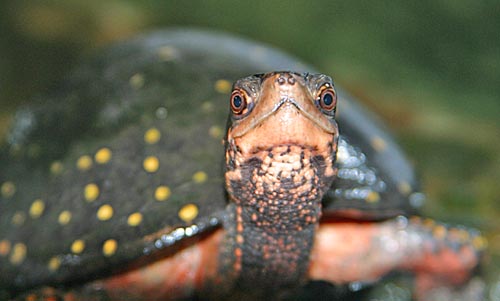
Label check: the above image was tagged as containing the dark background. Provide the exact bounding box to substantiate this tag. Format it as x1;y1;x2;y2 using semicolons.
0;1;498;298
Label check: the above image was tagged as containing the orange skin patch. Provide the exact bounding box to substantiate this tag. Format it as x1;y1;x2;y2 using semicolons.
309;220;481;300
94;231;222;301
82;219;481;301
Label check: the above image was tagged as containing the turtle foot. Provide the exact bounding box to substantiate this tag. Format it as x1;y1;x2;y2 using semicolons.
309;216;486;300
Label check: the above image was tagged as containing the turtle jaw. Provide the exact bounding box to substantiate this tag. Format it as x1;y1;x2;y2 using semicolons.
229;96;337;139
229;100;337;162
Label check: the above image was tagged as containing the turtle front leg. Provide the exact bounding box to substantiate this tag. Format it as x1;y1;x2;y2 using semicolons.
309;216;486;301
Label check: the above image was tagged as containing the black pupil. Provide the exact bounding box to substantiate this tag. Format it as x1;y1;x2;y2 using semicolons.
233;95;243;108
322;92;333;106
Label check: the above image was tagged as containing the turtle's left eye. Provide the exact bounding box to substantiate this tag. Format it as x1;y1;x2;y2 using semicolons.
230;90;247;115
318;85;337;112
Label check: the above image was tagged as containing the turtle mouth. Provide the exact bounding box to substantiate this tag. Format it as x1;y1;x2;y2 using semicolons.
276;98;337;134
231;97;336;139
227;97;337;157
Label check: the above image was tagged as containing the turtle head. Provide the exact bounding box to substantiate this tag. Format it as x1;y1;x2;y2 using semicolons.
226;71;338;156
224;71;339;207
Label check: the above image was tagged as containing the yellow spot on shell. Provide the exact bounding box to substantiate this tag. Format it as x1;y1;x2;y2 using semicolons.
472;235;488;250
84;183;100;202
157;46;178;61
433;225;447;240
95;148;112;164
398;181;412;195
48;256;61;271
0;240;11;256
9;243;26;265
102;239;118;257
12;211;26;226
97;204;114;221
154;186;171;201
178;204;199;223
50;161;64;175
129;73;145;89
71;239;85;254
201;101;214;113
456;229;470;243
1;181;16;198
127;212;143;227
144;128;161;144
192;171;208;184
29;199;45;219
423;218;436;228
365;191;380;203
214;79;231;94
370;136;387;152
77;155;93;171
209;125;223;139
410;216;422;224
58;210;72;225
143;156;159;173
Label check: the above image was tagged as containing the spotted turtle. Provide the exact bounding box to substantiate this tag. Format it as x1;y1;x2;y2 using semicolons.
0;29;485;301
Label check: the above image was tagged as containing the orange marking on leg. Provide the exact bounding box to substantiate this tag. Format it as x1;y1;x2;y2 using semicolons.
63;292;76;301
408;244;479;287
236;234;244;244
309;220;482;299
310;223;378;283
94;230;223;301
233;247;243;272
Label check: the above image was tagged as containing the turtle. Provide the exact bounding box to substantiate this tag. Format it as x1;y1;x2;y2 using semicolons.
0;28;486;301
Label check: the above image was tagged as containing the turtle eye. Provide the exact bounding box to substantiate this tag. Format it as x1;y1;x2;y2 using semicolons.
230;90;247;115
318;85;337;112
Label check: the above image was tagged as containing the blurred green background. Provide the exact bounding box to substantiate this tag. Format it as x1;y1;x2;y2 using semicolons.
0;0;499;298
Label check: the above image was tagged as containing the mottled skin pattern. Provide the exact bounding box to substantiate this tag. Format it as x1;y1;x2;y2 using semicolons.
220;72;338;298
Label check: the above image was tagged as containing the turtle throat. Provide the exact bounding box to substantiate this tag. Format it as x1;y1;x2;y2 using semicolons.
220;142;336;297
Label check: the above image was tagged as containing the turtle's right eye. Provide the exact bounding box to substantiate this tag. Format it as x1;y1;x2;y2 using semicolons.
230;90;247;115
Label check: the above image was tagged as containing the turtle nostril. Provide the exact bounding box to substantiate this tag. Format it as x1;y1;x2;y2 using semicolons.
276;74;296;85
